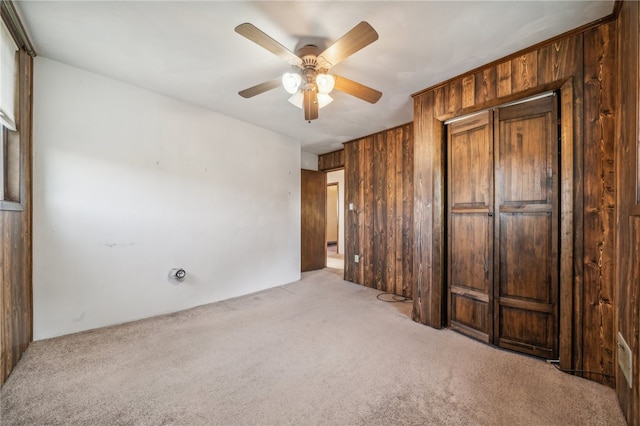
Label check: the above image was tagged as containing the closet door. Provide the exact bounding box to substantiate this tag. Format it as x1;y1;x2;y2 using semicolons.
447;111;494;342
493;96;559;359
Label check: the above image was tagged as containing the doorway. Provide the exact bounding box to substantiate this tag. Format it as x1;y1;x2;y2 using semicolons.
446;94;560;359
326;169;344;272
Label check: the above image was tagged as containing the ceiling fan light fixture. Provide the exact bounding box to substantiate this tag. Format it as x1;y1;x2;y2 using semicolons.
317;93;333;108
316;73;335;94
288;91;304;108
282;72;302;94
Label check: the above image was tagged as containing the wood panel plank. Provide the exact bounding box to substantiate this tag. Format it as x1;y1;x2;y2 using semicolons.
537;35;583;85
511;51;538;92
474;67;497;105
461;75;475;109
402;124;414;298
344;142;359;283
373;133;387;291
318;149;344;171
497;60;512;98
582;21;616;385
413;91;435;324
361;136;374;287
615;1;640;423
446;79;463;117
433;86;446;118
393;128;403;295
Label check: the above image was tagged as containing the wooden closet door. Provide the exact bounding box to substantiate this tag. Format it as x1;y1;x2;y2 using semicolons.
301;169;327;272
447;111;494;342
493;96;559;359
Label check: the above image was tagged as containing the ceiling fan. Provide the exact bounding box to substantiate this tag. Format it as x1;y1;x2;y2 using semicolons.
235;22;382;122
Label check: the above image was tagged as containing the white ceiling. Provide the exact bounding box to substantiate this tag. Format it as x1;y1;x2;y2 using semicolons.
15;1;614;155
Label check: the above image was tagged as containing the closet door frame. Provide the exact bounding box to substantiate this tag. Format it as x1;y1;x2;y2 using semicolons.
438;78;575;369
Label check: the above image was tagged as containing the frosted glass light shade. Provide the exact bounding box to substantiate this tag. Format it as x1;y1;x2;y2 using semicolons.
288;92;332;109
316;74;335;94
288;91;303;108
317;93;333;108
282;72;302;94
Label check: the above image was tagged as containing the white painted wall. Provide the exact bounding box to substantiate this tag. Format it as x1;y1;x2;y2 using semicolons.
326;170;344;254
32;57;301;339
301;151;318;171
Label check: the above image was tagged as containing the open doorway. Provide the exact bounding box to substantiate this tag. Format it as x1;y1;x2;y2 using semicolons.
326;169;344;272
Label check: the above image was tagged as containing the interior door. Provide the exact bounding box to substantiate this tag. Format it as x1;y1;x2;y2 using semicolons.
447;111;494;342
446;95;559;359
494;96;559;359
301;169;326;272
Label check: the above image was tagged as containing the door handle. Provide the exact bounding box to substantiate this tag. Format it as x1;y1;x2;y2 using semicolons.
488;212;494;217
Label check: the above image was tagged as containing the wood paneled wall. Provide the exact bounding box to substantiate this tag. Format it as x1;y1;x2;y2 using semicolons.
412;19;619;386
318;149;344;172
615;1;639;423
0;49;33;386
344;123;413;297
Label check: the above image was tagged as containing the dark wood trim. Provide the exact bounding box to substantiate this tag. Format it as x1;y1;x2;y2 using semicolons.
559;78;575;370
612;0;623;20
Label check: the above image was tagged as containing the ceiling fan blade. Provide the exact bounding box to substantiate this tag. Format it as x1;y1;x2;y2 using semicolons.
333;75;382;104
235;23;302;67
238;78;281;98
317;22;378;69
303;89;319;121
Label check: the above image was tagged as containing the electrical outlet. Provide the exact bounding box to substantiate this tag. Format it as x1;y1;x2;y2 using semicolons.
354;255;359;263
349;203;355;211
617;332;632;388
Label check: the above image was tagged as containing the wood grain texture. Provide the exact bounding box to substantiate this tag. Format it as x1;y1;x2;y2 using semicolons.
344;124;413;297
413;91;436;324
344;142;359;283
582;21;616;386
300;169;326;272
474;68;497;105
411;13;621;391
496;61;512;98
511;51;538;92
318;149;344;171
461;75;475;109
615;1;639;423
1;50;33;386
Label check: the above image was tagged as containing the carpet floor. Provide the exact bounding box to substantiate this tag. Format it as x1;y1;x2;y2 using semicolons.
0;269;626;425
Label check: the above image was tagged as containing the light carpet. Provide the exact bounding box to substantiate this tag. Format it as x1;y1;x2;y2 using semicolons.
0;269;625;425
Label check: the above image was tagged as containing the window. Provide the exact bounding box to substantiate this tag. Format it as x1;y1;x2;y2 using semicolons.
0;14;20;209
0;124;20;206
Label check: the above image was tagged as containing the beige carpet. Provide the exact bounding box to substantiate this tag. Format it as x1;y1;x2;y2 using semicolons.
326;247;344;270
0;270;625;425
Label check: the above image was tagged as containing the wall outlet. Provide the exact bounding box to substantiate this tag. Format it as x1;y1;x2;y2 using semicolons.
349;203;355;211
617;332;633;388
354;255;359;263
